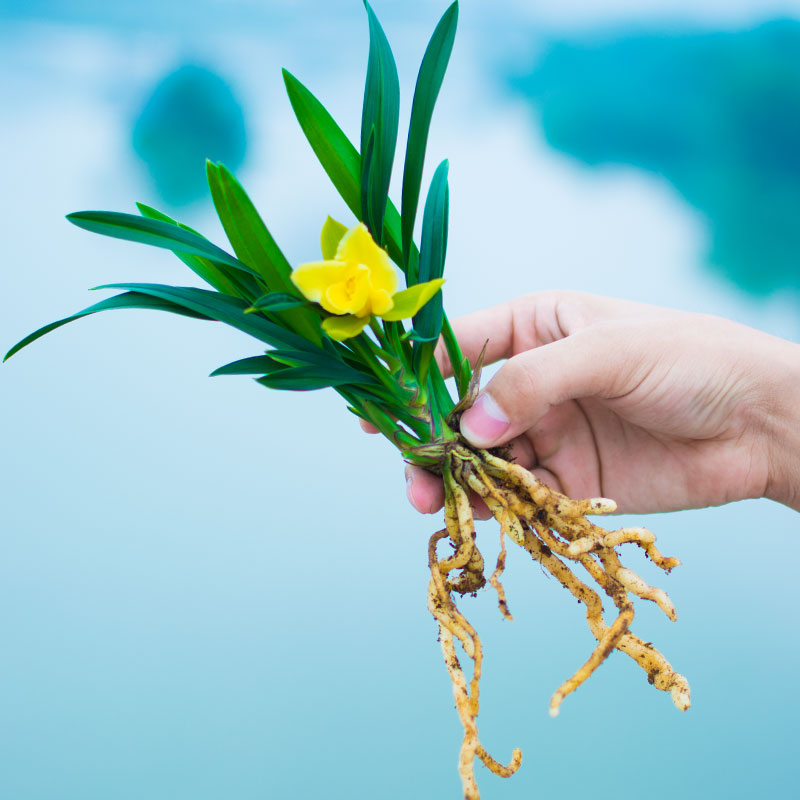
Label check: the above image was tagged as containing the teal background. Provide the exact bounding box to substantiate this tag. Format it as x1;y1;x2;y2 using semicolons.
2;1;800;798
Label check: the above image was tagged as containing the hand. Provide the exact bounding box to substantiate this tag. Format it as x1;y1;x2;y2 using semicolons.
393;291;800;515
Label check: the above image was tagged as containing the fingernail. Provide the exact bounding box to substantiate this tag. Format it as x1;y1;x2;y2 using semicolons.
460;392;510;447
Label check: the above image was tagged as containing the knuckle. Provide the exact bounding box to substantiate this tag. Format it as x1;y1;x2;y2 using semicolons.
490;353;539;415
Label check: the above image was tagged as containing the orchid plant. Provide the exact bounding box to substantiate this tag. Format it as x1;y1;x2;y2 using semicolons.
5;4;691;799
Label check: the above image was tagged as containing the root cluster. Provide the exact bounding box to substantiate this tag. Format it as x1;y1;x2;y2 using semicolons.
425;443;690;800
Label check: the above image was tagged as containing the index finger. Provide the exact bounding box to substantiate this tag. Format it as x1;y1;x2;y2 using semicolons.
434;291;561;376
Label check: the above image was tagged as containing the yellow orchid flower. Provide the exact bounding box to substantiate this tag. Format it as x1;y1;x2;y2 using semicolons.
291;218;445;340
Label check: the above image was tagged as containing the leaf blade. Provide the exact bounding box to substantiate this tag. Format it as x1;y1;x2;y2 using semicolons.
360;1;400;242
245;292;309;314
282;69;412;272
401;1;458;268
135;202;251;298
205;162;322;344
412;159;450;375
4;292;212;362
257;362;377;391
67;211;254;277
283;69;362;217
209;355;288;377
414;160;449;302
94;283;321;353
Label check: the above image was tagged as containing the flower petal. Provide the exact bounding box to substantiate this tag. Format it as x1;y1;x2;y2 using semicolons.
335;222;380;263
323;267;370;316
322;314;371;340
369;288;394;316
380;278;445;321
337;222;398;295
291;260;347;303
320;216;349;260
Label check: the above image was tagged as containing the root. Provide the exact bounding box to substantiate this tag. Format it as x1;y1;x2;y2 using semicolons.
428;462;522;799
488;519;513;621
422;442;690;799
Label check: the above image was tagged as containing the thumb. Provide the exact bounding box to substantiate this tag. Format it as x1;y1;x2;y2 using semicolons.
459;329;621;448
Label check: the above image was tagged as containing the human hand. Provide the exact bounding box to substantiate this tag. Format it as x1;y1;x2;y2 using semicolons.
390;291;800;515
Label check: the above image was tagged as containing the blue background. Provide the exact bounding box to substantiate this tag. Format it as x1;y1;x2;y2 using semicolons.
2;1;800;798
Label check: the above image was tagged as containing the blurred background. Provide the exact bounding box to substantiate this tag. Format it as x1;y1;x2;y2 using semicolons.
2;1;800;797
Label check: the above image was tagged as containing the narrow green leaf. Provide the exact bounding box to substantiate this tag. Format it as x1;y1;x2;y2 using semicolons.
272;345;367;376
282;69;411;272
429;359;455;415
94;283;321;354
135;203;204;235
135;202;252;298
3;292;212;362
360;127;376;240
283;69;361;215
360;1;400;242
402;330;439;344
401;1;458;269
257;364;372;392
441;313;471;398
210;355;287;377
205;162;294;292
245;292;309;314
413;159;449;336
67;211;257;279
212;347;373;383
205;161;322;345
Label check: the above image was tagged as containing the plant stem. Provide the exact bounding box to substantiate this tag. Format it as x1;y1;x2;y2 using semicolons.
365;322;402;372
441;312;471;397
349;334;402;397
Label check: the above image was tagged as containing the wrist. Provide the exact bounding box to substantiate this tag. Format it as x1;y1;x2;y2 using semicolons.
760;337;800;511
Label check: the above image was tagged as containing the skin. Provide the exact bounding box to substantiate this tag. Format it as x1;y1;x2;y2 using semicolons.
365;291;800;516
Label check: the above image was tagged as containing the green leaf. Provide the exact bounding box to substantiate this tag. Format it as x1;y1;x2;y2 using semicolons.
381;278;445;321
401;1;458;270
441;313;471;398
360;1;400;242
256;368;337;391
205;161;322;345
210;355;287;377
94;283;322;354
428;359;455;417
402;329;439;344
320;216;349;259
257;362;375;392
205;162;293;292
413;159;449;348
245;292;309;314
282;69;411;272
135;203;252;298
135;203;204;237
283;69;362;216
322;314;370;340
277;348;361;379
3;291;212;362
212;347;375;384
360;126;376;240
67;211;258;280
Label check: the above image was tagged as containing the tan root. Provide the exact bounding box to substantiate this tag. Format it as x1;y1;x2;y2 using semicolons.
423;443;689;799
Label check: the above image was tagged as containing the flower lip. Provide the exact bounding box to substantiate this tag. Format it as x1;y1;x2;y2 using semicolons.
323;264;371;316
